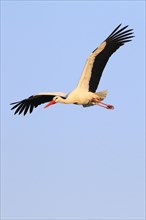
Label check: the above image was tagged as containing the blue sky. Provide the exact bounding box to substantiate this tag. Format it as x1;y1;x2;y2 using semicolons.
1;1;145;219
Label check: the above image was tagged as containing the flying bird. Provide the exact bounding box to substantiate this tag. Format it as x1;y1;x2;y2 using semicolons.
10;24;134;115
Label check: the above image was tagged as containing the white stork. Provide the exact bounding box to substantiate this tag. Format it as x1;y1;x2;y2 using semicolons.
11;24;134;115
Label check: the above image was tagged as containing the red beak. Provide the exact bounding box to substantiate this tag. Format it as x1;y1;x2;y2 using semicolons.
44;100;56;108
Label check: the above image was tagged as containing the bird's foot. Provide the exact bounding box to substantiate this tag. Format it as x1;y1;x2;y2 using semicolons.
98;102;114;110
92;98;114;110
106;104;114;110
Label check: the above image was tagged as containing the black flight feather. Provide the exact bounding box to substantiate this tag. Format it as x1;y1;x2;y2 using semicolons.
89;24;134;92
10;94;65;115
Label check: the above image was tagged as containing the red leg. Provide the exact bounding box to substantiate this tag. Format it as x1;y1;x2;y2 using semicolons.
98;101;114;109
96;102;108;109
92;98;114;110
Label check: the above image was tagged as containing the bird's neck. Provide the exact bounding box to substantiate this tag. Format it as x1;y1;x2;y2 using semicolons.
59;97;68;104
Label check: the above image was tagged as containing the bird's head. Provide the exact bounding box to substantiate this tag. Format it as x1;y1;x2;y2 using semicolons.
53;96;62;103
44;96;63;108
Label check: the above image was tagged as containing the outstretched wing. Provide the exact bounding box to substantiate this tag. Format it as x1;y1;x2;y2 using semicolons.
10;92;66;115
76;24;134;92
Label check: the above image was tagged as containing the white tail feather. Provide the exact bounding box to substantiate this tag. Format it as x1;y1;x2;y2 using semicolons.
95;90;108;100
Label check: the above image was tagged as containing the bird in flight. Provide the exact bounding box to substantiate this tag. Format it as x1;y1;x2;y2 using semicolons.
11;24;134;115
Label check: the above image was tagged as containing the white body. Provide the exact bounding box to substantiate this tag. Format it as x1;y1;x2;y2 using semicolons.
63;89;108;105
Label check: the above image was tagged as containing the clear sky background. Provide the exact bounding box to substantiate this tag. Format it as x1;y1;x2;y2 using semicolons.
1;1;145;219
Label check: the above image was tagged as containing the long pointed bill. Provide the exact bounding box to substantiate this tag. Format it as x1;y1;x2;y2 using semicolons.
44;100;56;108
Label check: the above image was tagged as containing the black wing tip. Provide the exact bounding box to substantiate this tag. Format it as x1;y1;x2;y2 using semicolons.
10;100;32;115
106;23;134;44
10;101;20;105
116;23;129;29
109;23;133;35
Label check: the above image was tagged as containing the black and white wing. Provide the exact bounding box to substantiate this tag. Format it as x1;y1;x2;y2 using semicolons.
10;92;66;115
76;24;134;92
